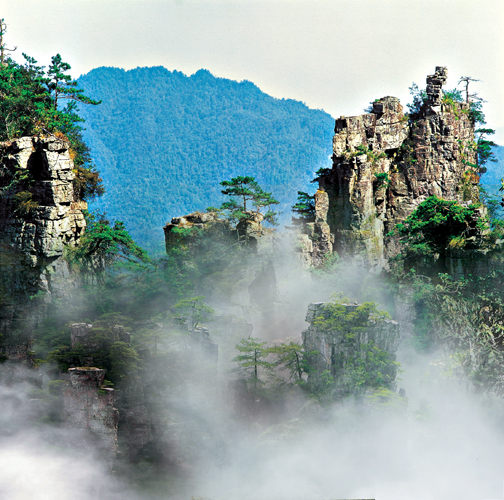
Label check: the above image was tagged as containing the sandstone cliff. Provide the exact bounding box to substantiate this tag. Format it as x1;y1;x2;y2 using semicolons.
306;67;480;268
0;136;87;361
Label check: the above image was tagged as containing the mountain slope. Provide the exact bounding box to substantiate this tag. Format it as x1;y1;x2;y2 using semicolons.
480;145;504;217
77;67;335;252
480;145;504;185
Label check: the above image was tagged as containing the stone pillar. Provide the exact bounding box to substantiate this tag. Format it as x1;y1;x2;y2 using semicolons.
64;367;119;464
426;66;448;107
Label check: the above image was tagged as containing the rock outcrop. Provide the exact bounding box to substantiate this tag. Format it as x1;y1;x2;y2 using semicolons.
0;136;87;266
302;302;400;394
71;322;131;350
163;211;226;250
0;136;87;361
164;210;266;251
164;210;277;332
305;67;480;268
68;322;153;462
63;367;119;464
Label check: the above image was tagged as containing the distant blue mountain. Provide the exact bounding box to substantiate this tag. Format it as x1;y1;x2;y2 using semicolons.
76;67;335;252
480;145;503;216
480;144;504;186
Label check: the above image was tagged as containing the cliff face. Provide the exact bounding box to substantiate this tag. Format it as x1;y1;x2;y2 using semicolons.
302;302;400;395
0;136;87;361
69;322;152;461
308;67;479;267
63;367;119;465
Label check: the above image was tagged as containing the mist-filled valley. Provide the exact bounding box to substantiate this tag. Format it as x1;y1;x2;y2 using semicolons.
2;22;504;500
3;245;504;500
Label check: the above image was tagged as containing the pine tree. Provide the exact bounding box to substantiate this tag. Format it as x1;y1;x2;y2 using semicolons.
46;54;101;110
291;191;315;227
233;337;273;389
219;176;279;227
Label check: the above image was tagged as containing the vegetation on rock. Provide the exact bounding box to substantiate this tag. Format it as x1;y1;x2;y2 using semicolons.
219;175;279;228
0;26;103;201
75;66;334;251
395;196;487;256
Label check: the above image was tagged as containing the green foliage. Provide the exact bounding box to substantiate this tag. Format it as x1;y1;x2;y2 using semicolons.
162;217;251;304
173;296;214;332
314;166;331;178
268;341;309;384
395;196;485;256
12;190;39;215
291;190;315;226
364;387;408;413
47;379;66;395
75;66;334;252
0;242;41;305
49;331;139;386
313;293;391;335
475;128;497;171
233;336;273;389
46;54;101;111
0;30;103;201
309;295;397;398
345;145;386;165
407;82;428;116
220;175;279;228
107;341;140;382
374;172;390;188
405;271;504;392
443;87;463;105
396;137;417;166
69;210;150;280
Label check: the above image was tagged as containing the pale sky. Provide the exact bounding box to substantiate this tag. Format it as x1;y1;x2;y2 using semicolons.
2;0;504;142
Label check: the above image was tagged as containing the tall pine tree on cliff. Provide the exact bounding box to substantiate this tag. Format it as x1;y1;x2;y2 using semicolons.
219;176;279;227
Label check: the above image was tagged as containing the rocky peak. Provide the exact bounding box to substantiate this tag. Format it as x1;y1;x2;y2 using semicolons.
0;136;87;264
426;66;448;108
302;302;400;395
303;67;480;268
0;135;88;361
64;367;119;465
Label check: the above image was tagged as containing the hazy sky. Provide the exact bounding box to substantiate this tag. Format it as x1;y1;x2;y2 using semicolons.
3;0;504;142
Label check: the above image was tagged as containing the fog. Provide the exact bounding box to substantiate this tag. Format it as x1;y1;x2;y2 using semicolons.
2;236;504;500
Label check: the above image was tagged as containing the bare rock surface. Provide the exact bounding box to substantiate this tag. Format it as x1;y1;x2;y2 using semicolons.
303;67;479;268
0;136;88;361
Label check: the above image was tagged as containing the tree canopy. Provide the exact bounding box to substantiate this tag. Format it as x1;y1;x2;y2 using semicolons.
0;23;103;201
75;66;334;251
395;196;486;256
220;175;279;227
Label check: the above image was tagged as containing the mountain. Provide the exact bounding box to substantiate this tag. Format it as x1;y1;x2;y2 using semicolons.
479;144;503;216
76;67;335;252
480;144;504;185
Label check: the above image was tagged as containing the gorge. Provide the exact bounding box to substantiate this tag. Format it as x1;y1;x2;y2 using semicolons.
1;60;504;499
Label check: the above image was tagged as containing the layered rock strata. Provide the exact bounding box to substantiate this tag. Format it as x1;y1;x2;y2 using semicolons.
0;136;87;360
307;67;479;267
163;211;224;250
164;210;265;250
0;136;87;265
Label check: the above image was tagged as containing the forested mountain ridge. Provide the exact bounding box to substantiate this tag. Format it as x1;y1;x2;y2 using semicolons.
481;144;504;185
76;66;334;252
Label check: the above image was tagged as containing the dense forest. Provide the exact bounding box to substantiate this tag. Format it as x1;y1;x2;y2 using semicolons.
76;66;334;252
